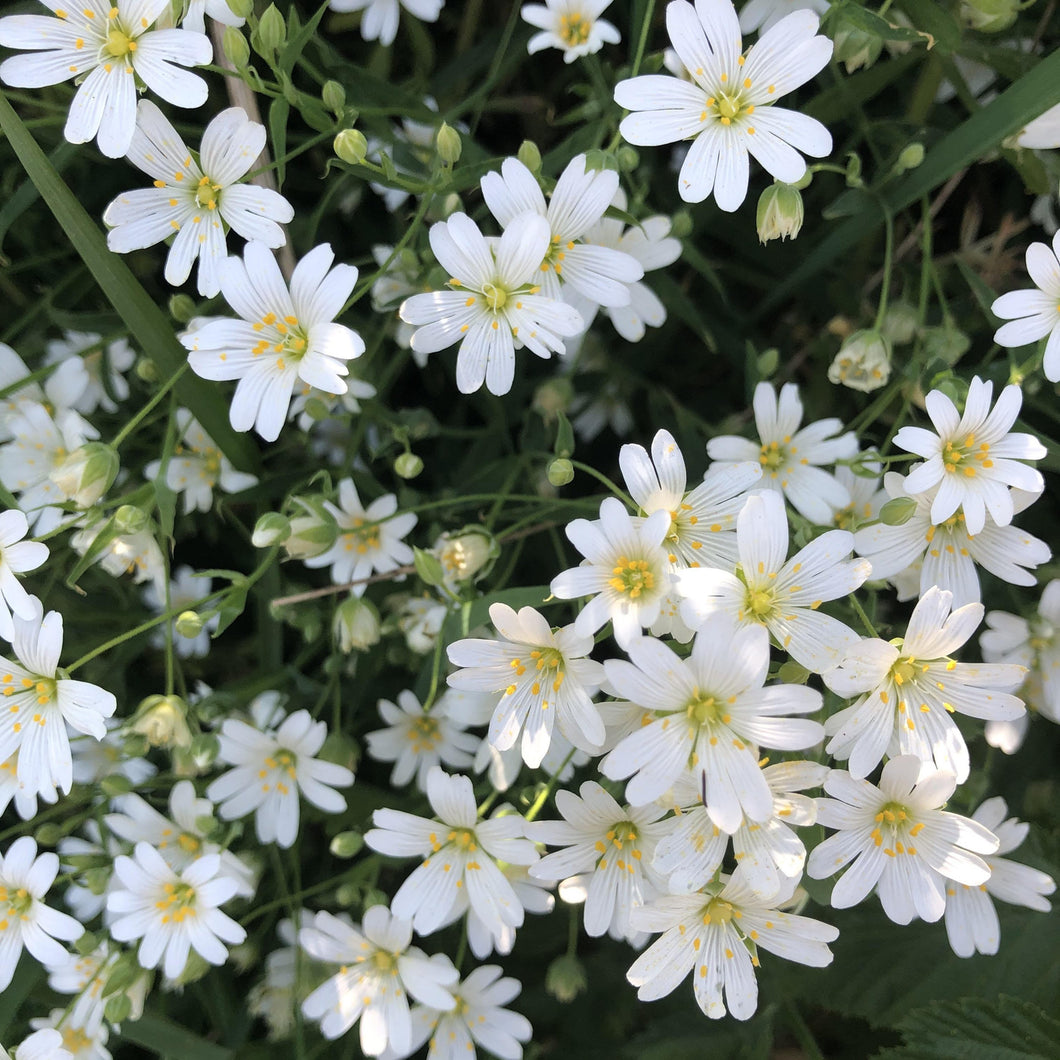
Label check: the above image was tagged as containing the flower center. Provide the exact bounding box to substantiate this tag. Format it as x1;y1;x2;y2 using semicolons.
251;312;309;366
155;881;196;923
409;714;440;749
758;440;788;471
685;690;726;727
62;1028;93;1053
104;27;137;57
195;175;224;211
559;11;591;45
942;433;993;477
703;898;736;925
702;84;756;129
447;827;477;851
0;885;33;918
746;585;775;619
371;950;398;974
34;678;56;706
890;658;919;686
596;820;640;870
481;282;508;312
608;556;656;599
177;832;202;854
871;800;924;857
345;517;381;555
529;647;566;694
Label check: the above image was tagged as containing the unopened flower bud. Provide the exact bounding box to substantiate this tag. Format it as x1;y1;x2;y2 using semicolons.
168;293;197;323
226;0;253;17
435;527;497;584
190;732;220;766
322;79;346;116
548;458;575;487
669;210;693;239
879;497;918;526
881;302;919;346
50;442;119;507
545;954;587;1003
828;329;892;392
284;495;339;559
130;694;193;750
959;0;1019;32
756;348;779;378
756;182;804;244
517;140;542;173
333;128;368;165
333;596;381;652
104;994;133;1025
616;145;639;171
330;831;364;858
34;823;64;846
777;660;810;684
413;546;446;588
222;25;250;68
436;122;462;165
114;503;149;533
255;3;286;57
252;511;291;548
897;142;924;171
135;357;160;383
532;377;573;422
394;452;423;479
175;610;204;639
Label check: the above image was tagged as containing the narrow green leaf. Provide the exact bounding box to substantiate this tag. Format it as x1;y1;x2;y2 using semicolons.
0;90;260;474
268;97;290;188
0;139;77;259
955;259;1001;325
278;0;331;76
118;1011;234;1059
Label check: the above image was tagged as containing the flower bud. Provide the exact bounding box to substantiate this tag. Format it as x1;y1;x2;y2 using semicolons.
959;0;1019;32
545;954;587;1003
435;122;462;165
226;0;253;17
330;830;364;858
897;142;924;171
252;511;291;548
34;823;64;846
434;527;497;585
114;503;150;533
921;324;970;366
333;596;381;652
123;734;150;758
547;458;575;487
881;302;919;346
832;21;883;74
532;377;573;422
413;546;447;588
333;128;368;165
284;495;339;559
879;497;918;526
616;145;639;171
322;80;346;116
669;210;693;239
254;3;286;58
517;140;542;173
756;347;779;378
756;182;804;244
100;774;135;797
135;357;159;383
222;25;250;68
827;329;892;392
303;396;332;421
50;442;119;507
168;293;197;323
175;610;204;639
104;993;133;1025
129;694;193;750
394;452;424;479
190;732;220;766
777;660;810;684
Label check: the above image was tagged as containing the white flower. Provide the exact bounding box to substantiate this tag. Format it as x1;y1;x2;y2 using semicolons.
394;593;448;653
893;377;1045;534
829;462;888;532
739;0;829;34
44;330;135;415
991;231;1060;381
462;860;555;959
105;779;255;897
569;380;634;441
142;565;218;659
0;836;83;991
652;760;827;899
27;1011;110;1060
806;757;1000;925
71;717;155;788
105;102;294;297
0;0;211;158
527;781;668;943
626;872;837;1021
399;212;584;395
0;343;88;441
0;509;48;642
365;689;480;792
144;410;258;515
70;524;167;597
11;1029;73;1060
822;587;1026;782
326;0;444;47
1016;100;1060;149
706;381;858;524
364;767;538;941
943;797;1055;958
182;242;364;442
852;472;1051;608
446;603;606;767
0;751;49;820
521;0;620;62
303;478;417;592
46;943;147;1037
182;0;245;34
248;917;305;1041
620;427;762;570
0;603;116;798
600;617;824;819
550;497;672;649
299;905;458;1049
208;707;355;848
614;1;833;209
481;155;643;310
678;489;871;673
107;841;246;979
399;965;533;1060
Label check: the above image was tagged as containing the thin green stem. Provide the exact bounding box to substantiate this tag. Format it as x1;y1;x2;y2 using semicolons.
525;748;577;822
873;204;895;332
848;592;879;639
109;362;189;450
569;461;634;507
631;0;656;78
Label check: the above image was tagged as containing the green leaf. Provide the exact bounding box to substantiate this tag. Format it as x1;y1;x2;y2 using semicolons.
828;2;932;45
877;996;1060;1059
955;259;1001;326
0;139;77;260
118;1011;234;1059
0;90;259;475
278;0;331;76
268;97;290;189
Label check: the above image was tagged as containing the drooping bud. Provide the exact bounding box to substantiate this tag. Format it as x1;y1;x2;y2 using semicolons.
756;182;804;244
545;954;588;1003
333;128;368;165
322;80;346;116
517;140;542;173
394;452;424;479
252;511;291;548
548;458;575;487
435;122;462;165
175;611;204;639
616;145;639;171
879;497;918;526
284;495;339;559
827;329;892;392
333;596;381;653
880;302;919;346
168;293;197;323
129;694;193;750
114;503;149;533
897;142;924;171
49;442;119;507
330;830;365;858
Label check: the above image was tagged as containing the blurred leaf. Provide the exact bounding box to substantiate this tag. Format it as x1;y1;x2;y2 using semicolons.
118;1011;234;1059
0;139;77;259
268;97;290;188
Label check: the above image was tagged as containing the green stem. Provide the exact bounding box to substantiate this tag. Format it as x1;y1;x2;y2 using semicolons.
525;748;576;822
109;362;189;450
848;592;879;639
421;626;447;711
630;0;656;78
873;203;895;332
569;460;634;507
784;999;825;1060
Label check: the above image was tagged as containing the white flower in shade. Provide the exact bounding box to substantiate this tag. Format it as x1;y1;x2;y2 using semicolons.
303;478;417;592
145;410;258;515
481;155;643;310
893;377;1046;534
0;344;88;442
105;779;255;897
576;189;682;341
526;781;669;943
806;757;1000;925
394;593;448;653
182;0;245;34
943;797;1055;958
0;836;83;991
327;0;444;46
0;0;211;158
739;0;829;33
399;965;533;1060
822;587;1026;783
182;242;364;442
366;689;479;792
1016;100;1060;149
70;524;167;597
46;943;147;1037
613;1;833;209
399;212;584;396
142;565;218;659
620;428;762;570
27;1011;110;1060
652;760;827;899
550;497;672;649
10;1029;73;1060
678;489;871;673
71;717;155;788
991;232;1060;381
207;707;355;848
300;905;458;1049
105;102;294;297
57;821;118;925
248;917;309;1041
0;509;48;642
446;603;606;767
853;473;1051;609
600;616;823;819
365;767;538;940
707;382;858;524
107;841;246;980
570;379;634;441
521;0;620;62
0;752;49;820
0;401;97;535
829;462;887;532
0;604;116;798
44;330;135;415
626;872;838;1021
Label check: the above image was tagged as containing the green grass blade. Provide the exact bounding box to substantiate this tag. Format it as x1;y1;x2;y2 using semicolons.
118;1012;234;1059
